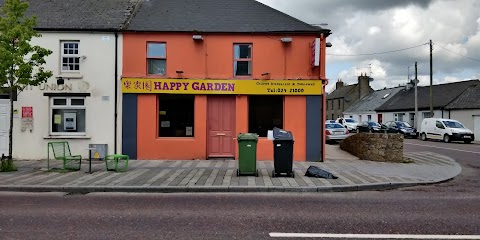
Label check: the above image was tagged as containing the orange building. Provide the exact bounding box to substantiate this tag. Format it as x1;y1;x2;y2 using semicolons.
121;0;331;161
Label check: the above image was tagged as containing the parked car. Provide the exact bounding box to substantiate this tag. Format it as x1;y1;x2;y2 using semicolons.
325;123;349;143
383;121;418;138
336;117;359;131
356;121;383;133
325;120;336;124
420;118;475;143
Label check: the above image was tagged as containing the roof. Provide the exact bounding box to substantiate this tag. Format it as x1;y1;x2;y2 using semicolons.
376;80;480;112
344;87;404;113
445;83;480;110
0;0;140;31
327;84;357;100
126;0;329;34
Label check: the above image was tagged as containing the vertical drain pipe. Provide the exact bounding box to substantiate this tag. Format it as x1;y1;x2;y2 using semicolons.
114;32;119;153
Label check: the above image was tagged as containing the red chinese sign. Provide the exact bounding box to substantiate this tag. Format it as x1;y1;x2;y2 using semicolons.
22;107;33;118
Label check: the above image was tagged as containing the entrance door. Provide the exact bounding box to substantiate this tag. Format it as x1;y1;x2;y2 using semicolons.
0;100;10;156
207;96;235;158
378;114;383;124
474;116;480;140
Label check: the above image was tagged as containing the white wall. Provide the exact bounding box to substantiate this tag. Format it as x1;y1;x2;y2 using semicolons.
343;112;378;123
12;32;123;159
378;110;443;128
449;109;480;131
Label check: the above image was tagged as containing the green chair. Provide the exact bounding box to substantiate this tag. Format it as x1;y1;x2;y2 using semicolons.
105;154;129;172
47;142;82;171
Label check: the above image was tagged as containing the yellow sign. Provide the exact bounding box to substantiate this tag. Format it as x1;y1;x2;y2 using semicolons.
122;78;323;95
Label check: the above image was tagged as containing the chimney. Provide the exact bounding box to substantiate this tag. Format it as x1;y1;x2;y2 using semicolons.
336;79;344;89
358;72;371;99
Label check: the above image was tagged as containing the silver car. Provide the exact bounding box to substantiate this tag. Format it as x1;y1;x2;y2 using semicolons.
326;123;350;143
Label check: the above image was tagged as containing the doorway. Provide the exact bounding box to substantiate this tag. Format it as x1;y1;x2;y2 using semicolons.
207;96;236;158
0;99;10;156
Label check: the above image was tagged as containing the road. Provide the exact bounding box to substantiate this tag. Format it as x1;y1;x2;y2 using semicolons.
0;139;479;239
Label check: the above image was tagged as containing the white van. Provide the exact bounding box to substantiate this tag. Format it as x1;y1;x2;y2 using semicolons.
420;118;475;143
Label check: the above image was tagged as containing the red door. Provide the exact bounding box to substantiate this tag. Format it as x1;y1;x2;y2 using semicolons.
378;114;383;124
207;96;236;158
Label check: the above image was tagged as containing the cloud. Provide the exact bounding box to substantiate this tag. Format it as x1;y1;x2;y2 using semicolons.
257;0;480;90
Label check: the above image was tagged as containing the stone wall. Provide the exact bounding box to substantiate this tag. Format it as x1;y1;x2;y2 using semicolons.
339;133;403;162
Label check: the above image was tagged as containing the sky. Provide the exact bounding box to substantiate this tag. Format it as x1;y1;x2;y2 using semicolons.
256;0;480;93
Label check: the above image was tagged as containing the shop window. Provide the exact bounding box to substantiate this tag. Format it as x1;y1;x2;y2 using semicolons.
51;97;86;135
234;44;252;76
147;42;166;75
248;95;283;137
61;41;80;72
158;94;194;137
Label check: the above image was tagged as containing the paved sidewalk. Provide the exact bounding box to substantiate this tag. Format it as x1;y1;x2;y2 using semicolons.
0;151;461;193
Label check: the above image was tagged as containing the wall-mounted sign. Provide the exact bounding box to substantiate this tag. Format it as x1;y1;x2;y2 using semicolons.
21;107;33;132
122;78;323;95
312;38;320;67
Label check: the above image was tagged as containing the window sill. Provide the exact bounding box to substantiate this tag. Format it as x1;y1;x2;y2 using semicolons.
57;74;83;79
44;135;91;140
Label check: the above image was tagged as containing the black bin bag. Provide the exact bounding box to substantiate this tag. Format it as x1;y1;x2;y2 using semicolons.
305;166;338;179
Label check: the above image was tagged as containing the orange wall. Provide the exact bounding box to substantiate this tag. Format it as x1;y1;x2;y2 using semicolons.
123;33;321;80
137;95;208;160
126;33;321;160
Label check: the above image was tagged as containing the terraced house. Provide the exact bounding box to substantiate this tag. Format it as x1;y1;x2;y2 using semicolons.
3;0;332;162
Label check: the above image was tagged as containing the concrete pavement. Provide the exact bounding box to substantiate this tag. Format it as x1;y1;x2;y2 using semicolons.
0;147;461;193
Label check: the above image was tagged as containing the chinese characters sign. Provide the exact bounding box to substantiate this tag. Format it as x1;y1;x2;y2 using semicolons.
122;78;323;95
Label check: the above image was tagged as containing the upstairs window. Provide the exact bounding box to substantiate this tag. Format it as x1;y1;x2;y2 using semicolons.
234;44;252;76
61;41;80;72
147;43;166;75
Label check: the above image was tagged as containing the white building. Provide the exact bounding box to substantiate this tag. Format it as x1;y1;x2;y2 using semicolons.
445;84;480;138
375;80;480;129
0;0;139;159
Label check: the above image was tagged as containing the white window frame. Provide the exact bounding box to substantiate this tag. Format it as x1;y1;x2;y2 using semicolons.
50;97;86;136
61;41;80;72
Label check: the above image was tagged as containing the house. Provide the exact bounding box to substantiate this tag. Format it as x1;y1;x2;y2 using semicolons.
445;83;480;138
120;0;331;161
375;79;480;128
343;86;404;124
1;0;139;159
326;73;374;120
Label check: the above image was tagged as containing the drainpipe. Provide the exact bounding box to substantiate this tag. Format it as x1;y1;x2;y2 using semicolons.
320;33;327;162
114;32;118;153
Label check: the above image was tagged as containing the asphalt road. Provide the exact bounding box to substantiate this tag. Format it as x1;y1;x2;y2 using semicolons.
1;139;479;240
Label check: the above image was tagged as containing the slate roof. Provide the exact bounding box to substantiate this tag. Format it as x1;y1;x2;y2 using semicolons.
376;80;480;112
0;0;140;31
445;83;480;110
126;0;329;34
327;84;357;100
344;87;404;113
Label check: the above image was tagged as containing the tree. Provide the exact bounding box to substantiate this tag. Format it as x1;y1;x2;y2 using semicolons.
0;0;52;172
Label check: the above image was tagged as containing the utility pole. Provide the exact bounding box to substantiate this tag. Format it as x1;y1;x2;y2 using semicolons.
429;39;433;117
415;62;418;128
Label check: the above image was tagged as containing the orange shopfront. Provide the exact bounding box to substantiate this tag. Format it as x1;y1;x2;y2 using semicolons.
122;78;323;161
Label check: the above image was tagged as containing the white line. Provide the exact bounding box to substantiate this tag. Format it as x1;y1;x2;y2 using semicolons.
269;233;480;239
405;143;480;154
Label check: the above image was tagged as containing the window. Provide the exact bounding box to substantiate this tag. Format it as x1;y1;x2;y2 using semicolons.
423;112;431;118
395;113;404;121
337;99;341;109
147;43;166;75
248;95;283;137
367;115;372;121
436;121;445;129
158;94;194;137
51;97;86;135
61;41;80;71
234;44;252;76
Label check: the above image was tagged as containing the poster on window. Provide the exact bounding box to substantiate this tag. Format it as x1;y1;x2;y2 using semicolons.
21;107;34;132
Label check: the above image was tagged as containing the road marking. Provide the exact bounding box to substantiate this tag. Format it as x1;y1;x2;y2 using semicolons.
269;233;480;239
405;143;480;154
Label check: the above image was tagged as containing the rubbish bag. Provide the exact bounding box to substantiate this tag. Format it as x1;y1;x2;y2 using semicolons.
305;166;338;179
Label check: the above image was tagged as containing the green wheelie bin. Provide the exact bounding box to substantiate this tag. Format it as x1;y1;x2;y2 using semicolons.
237;133;259;177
